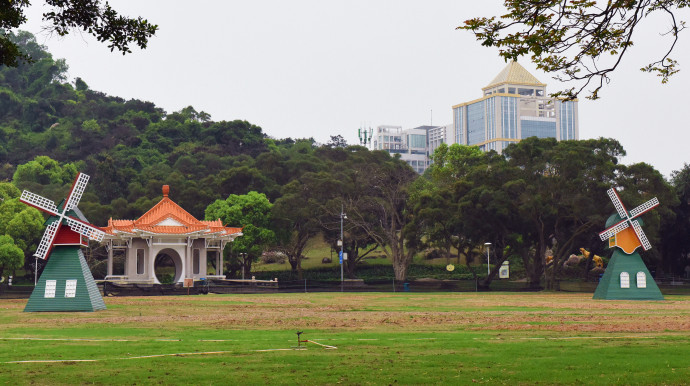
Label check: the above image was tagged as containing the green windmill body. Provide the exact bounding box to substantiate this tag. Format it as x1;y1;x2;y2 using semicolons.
593;188;664;300
25;246;106;311
20;173;107;312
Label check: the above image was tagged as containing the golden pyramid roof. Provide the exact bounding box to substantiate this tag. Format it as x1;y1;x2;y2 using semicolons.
483;61;545;90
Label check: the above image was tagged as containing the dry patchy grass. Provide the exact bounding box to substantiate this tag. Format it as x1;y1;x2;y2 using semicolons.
2;292;689;334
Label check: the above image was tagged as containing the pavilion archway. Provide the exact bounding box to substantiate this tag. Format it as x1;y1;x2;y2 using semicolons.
154;248;183;284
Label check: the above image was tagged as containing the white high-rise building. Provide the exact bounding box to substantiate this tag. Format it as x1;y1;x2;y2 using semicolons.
427;124;450;158
372;125;429;174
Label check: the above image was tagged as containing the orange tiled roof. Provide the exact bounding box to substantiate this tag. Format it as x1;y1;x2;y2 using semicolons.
102;185;242;237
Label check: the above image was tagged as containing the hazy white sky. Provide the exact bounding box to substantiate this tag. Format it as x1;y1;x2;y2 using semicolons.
22;1;690;177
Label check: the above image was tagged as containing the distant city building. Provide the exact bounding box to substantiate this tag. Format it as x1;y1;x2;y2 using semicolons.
368;62;578;172
451;61;578;153
372;125;429;174
427;124;450;158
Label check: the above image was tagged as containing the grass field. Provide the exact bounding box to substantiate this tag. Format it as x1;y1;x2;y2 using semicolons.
1;292;689;385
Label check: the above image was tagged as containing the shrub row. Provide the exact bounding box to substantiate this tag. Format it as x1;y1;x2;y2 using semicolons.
252;263;481;282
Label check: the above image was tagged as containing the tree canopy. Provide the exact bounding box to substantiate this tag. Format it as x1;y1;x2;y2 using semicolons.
461;1;688;100
420;139;677;288
0;182;43;277
205;191;276;277
0;234;24;279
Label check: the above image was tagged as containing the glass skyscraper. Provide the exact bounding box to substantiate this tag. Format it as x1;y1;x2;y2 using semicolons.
451;61;578;153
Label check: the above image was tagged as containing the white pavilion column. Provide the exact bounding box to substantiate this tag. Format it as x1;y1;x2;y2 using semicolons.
107;240;113;277
124;247;130;277
149;245;157;283
216;250;222;276
186;237;192;279
219;241;225;276
147;238;153;281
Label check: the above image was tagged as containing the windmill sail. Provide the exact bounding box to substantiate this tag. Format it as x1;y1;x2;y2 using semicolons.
607;188;628;219
20;190;59;216
629;197;659;218
20;172;102;261
599;221;629;241
34;221;61;260
601;187;659;253
65;173;89;211
65;217;106;242
631;219;652;251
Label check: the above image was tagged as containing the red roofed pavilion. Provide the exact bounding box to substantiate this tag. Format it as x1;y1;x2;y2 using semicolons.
101;185;242;284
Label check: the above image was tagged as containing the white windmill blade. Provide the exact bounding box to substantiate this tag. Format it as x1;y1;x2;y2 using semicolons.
629;197;660;219
599;220;630;241
607;188;629;219
34;221;61;260
19;190;59;216
631;219;653;251
64;173;90;211
65;217;106;242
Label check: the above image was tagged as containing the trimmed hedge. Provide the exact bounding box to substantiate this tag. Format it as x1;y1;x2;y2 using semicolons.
251;263;480;282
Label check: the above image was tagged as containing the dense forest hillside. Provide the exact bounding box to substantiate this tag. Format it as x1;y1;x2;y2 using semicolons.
0;31;299;221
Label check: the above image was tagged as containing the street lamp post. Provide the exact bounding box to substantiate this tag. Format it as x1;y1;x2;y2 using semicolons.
340;205;347;292
484;242;491;276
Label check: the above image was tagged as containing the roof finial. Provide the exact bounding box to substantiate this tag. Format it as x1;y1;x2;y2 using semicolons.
162;185;169;197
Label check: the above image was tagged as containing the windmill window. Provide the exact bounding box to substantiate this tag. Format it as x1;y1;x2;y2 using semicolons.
620;272;630;288
636;272;647;288
193;249;200;275
136;249;145;275
65;279;77;298
44;280;56;298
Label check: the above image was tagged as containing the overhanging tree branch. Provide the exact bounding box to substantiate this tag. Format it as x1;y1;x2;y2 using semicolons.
1;0;157;67
461;0;686;100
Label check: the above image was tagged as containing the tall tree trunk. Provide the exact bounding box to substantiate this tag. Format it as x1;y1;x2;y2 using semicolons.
287;254;302;280
390;238;415;282
393;257;410;282
535;225;547;289
243;258;253;279
288;259;298;272
480;246;508;289
527;249;545;289
345;253;354;279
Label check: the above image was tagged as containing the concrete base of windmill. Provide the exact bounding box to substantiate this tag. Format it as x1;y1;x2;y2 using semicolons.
593;250;664;301
24;246;106;312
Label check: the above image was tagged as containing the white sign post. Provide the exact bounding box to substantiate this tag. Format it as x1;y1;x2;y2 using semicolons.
499;261;510;279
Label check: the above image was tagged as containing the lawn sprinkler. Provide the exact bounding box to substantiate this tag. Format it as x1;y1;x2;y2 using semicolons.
293;331;338;350
296;331;308;347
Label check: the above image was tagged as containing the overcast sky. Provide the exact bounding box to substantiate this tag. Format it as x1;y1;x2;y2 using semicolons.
21;1;690;177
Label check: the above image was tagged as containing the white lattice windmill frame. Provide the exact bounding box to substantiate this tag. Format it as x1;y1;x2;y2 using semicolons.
598;188;659;252
20;172;105;260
